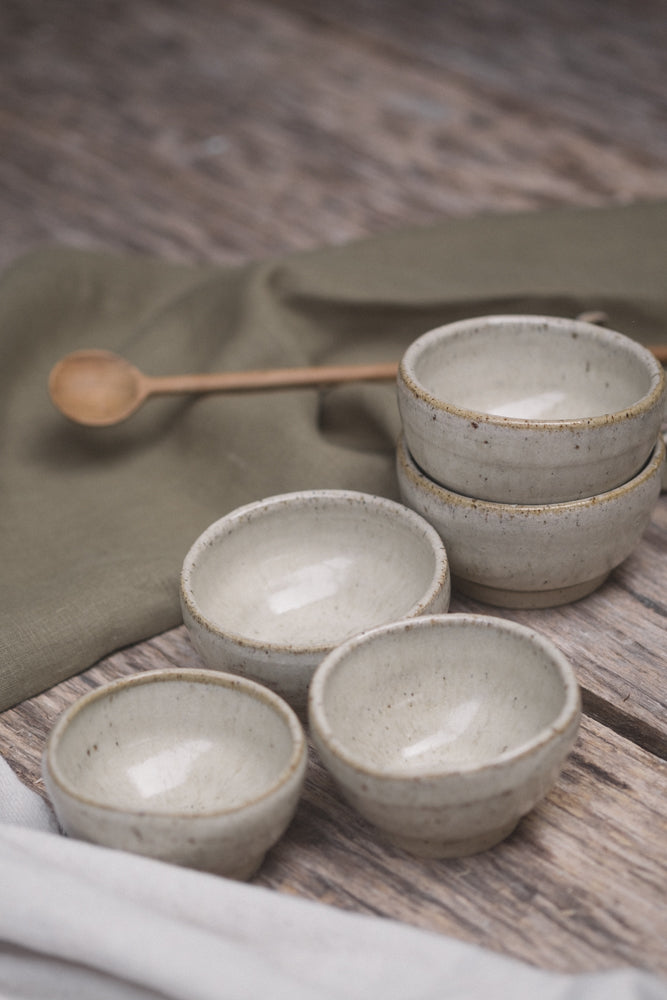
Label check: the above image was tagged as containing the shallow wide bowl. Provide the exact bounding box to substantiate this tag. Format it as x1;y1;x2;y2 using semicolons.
43;669;307;880
180;490;451;712
397;315;666;503
397;434;664;608
309;613;581;858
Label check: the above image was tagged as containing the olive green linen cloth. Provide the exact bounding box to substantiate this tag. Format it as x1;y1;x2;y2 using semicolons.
1;200;666;711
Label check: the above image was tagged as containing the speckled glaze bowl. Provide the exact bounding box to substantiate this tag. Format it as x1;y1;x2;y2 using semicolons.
43;669;307;880
397;315;666;504
309;613;581;858
180;490;451;712
397;433;664;608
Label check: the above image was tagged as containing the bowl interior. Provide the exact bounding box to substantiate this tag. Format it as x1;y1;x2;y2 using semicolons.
319;620;571;774
51;676;297;813
189;497;443;647
411;319;654;419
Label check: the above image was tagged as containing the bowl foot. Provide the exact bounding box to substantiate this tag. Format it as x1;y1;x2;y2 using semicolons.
453;571;610;609
386;819;519;859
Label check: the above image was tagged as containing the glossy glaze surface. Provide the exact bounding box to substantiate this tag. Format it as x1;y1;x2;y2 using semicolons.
398;315;666;503
52;675;295;812
181;490;451;710
309;614;581;858
417;322;649;418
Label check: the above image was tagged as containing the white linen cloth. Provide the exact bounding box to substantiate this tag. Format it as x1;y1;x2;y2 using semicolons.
1;755;664;1000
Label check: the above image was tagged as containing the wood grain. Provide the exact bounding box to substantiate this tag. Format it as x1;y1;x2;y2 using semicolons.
1;0;666;271
1;0;666;978
260;716;667;976
2;632;665;976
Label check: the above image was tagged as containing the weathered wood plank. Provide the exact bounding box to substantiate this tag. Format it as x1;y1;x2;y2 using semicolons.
1;0;666;977
1;0;666;273
274;0;667;155
1;639;664;976
259;715;667;976
1;0;664;738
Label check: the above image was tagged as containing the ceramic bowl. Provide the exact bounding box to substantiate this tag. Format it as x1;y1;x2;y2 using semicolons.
397;315;666;504
180;490;451;712
397;433;664;608
42;669;307;880
309;613;581;858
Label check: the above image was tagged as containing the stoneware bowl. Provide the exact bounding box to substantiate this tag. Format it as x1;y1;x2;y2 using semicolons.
397;433;664;608
180;490;451;712
42;668;307;879
397;314;666;504
309;613;581;858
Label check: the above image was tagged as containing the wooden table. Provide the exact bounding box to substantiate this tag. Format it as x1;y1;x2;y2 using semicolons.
1;0;666;979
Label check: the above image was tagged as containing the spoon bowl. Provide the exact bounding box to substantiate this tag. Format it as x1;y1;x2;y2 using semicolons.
49;350;147;425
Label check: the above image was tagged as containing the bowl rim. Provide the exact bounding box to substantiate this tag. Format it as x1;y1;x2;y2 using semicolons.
43;668;307;818
308;613;581;781
398;314;666;430
180;489;451;654
397;433;665;515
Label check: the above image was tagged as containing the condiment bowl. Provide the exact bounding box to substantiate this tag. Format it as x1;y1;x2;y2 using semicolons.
42;669;307;879
396;433;664;608
309;613;581;858
397;314;666;503
180;490;451;712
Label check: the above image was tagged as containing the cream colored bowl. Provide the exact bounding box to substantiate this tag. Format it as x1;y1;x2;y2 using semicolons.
397;433;664;608
43;669;307;880
309;613;581;859
180;490;451;712
397;315;666;503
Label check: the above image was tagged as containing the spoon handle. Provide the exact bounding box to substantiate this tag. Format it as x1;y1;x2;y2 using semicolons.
144;361;400;396
144;343;667;393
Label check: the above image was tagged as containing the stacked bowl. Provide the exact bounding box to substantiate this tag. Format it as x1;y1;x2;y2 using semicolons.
41;315;665;870
396;315;666;608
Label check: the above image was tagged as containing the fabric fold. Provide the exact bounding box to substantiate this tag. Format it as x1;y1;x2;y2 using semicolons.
1;758;665;1000
1;201;666;709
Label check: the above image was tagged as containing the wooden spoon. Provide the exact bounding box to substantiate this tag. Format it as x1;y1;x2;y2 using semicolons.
48;349;400;426
48;342;667;427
